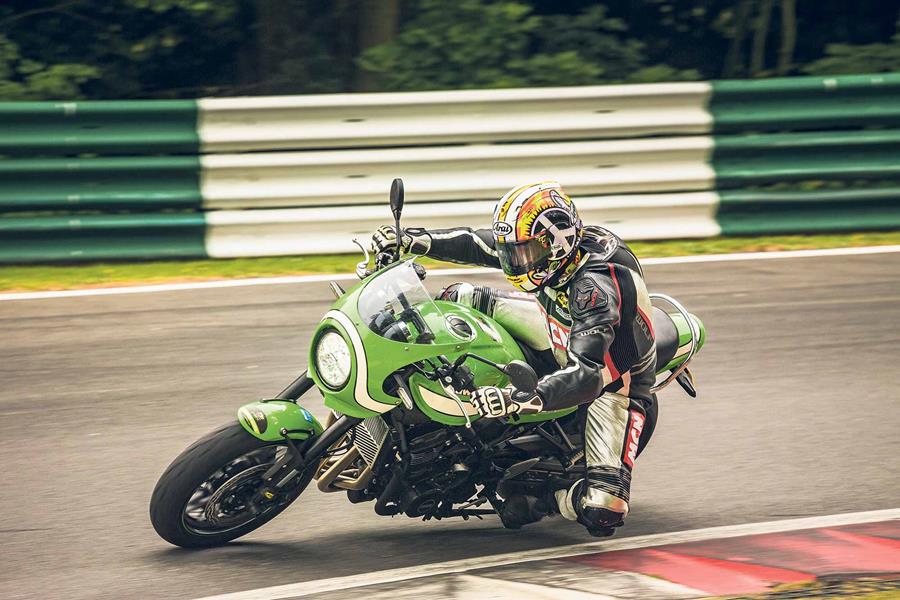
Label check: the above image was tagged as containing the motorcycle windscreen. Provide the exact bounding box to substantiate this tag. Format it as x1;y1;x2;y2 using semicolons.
358;260;444;344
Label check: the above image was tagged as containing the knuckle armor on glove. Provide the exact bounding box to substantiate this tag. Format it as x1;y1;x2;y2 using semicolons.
371;225;398;254
470;386;510;418
371;226;431;256
470;386;543;418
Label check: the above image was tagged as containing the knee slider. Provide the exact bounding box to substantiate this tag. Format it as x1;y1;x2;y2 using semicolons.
563;480;627;534
578;505;625;537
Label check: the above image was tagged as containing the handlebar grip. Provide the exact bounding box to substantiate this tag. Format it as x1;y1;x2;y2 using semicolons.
375;251;395;270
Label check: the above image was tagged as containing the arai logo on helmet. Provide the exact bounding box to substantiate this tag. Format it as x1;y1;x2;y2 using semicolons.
492;221;513;236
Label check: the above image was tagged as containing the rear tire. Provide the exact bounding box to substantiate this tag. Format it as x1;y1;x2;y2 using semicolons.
149;422;313;548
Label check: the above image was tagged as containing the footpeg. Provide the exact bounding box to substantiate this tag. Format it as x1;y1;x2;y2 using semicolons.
676;367;697;397
500;458;540;481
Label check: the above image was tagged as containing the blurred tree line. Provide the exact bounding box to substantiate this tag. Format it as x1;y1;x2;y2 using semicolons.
0;0;898;100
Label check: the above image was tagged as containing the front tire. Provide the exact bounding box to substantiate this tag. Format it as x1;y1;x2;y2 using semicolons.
150;422;313;548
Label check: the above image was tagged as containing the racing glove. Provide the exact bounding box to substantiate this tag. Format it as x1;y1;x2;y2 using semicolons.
469;386;544;418
371;225;431;256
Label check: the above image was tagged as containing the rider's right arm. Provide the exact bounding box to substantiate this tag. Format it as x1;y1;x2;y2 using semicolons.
422;227;501;269
535;269;620;411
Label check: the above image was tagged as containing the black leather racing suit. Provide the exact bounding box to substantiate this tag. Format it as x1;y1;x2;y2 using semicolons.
422;225;658;529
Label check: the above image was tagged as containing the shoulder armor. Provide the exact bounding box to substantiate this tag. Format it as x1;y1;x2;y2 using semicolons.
581;226;620;261
569;270;613;320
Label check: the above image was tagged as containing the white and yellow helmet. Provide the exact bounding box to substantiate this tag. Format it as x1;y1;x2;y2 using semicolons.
492;181;583;293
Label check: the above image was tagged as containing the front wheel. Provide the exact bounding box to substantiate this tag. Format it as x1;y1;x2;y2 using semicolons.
149;422;313;548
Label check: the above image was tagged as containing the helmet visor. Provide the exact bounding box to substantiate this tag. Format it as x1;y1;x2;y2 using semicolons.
497;237;552;276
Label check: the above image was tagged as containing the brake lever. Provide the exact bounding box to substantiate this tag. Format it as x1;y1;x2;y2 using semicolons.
352;239;372;279
439;379;473;429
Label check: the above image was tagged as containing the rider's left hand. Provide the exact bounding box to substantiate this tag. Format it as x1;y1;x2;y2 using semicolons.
371;226;431;256
469;386;544;418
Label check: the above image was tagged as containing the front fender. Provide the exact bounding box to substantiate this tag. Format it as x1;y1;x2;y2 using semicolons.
237;400;324;442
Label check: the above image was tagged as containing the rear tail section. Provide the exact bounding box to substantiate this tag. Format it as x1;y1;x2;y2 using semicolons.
663;311;706;372
650;293;705;395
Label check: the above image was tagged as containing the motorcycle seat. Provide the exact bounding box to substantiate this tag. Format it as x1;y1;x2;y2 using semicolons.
653;306;679;372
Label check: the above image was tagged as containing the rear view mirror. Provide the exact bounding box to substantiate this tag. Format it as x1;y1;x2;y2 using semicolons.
390;178;404;219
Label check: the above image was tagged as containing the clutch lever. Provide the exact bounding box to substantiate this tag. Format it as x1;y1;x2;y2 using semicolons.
352;239;372;279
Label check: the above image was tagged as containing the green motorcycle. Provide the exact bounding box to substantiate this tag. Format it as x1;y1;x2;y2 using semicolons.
149;180;706;548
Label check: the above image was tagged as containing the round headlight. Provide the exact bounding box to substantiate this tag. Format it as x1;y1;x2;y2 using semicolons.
316;330;351;389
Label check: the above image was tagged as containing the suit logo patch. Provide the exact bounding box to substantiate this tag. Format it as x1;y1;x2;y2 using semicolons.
576;326;606;338
623;410;645;469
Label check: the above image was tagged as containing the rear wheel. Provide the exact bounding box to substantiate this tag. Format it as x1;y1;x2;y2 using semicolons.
149;422;313;548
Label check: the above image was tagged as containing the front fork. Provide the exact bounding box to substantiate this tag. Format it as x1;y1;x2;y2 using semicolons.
276;369;316;401
253;414;362;506
250;371;363;508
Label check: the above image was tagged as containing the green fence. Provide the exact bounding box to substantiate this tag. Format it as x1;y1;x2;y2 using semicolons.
710;74;900;131
0;100;199;157
0;73;898;264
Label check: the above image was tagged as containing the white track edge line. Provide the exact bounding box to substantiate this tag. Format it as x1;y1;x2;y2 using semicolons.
3;245;899;302
193;508;900;600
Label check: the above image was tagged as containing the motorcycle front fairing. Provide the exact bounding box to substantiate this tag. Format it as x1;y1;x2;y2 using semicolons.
307;259;529;423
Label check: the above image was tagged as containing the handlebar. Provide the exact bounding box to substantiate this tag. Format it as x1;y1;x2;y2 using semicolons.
353;239;427;281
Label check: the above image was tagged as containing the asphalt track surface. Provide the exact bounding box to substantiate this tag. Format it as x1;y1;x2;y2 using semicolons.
1;252;898;600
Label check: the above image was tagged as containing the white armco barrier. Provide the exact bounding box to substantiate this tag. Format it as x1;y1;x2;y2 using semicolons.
197;83;712;152
200;137;715;209
203;193;721;258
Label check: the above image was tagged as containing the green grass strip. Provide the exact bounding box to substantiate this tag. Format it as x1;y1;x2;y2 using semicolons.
1;231;898;293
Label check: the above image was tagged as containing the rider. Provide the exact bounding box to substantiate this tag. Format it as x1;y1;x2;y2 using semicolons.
370;181;657;537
